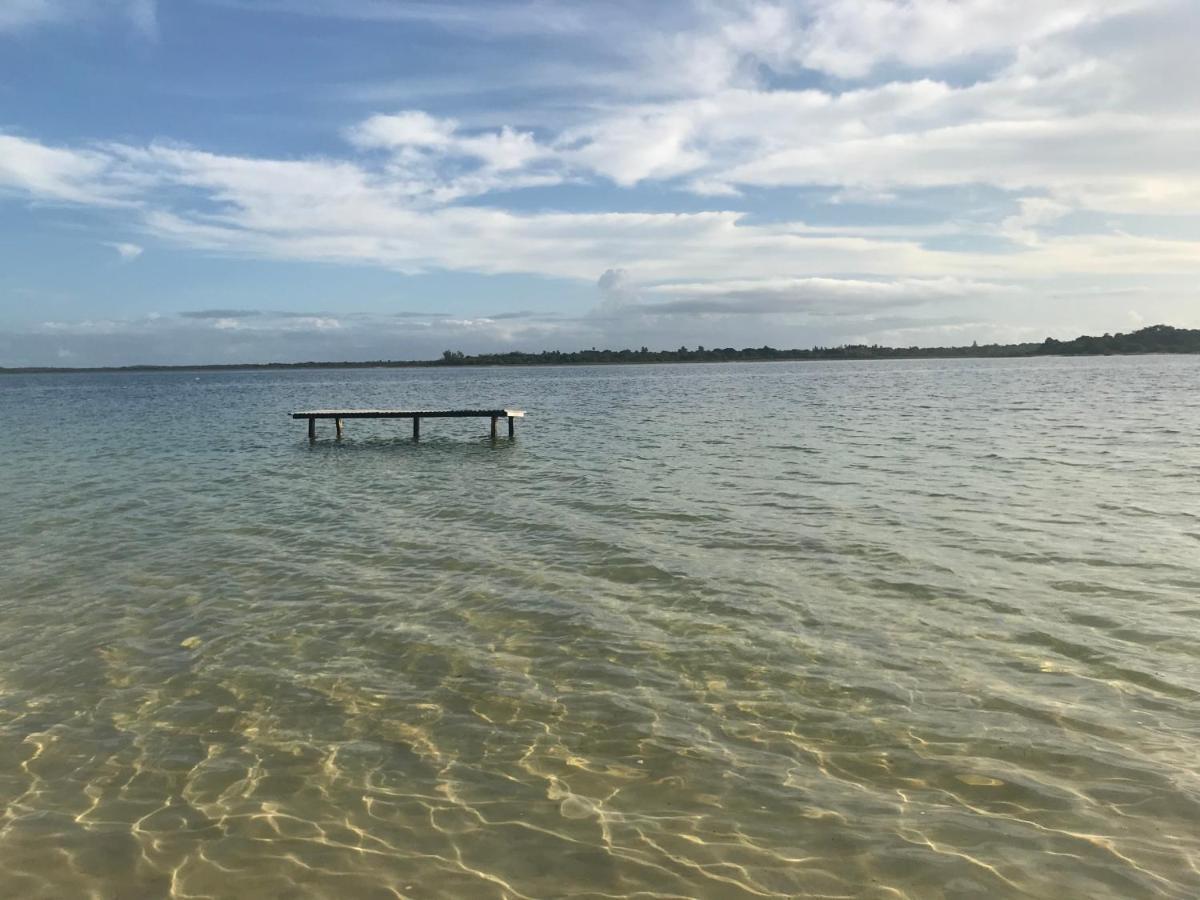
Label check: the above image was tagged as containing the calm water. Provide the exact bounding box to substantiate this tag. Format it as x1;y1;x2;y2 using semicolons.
1;357;1198;899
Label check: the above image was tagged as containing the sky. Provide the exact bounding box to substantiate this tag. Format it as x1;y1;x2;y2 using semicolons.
1;0;1198;366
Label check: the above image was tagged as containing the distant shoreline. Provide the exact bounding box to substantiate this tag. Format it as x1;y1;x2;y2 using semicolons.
2;324;1197;374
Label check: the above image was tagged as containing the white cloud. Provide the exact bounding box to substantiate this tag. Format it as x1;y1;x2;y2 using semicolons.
125;0;154;36
558;110;705;186
348;111;458;149
0;0;157;36
715;109;1200;214
0;0;58;31
640;276;1016;314
0;135;130;204
6;2;1195;220
3;122;1200;298
318;2;1193;213
597;267;633;296
345;112;556;201
209;313;340;332
105;240;143;259
212;0;591;36
594;266;639;314
551;56;1200;211
349;110;546;173
1000;198;1071;246
238;1;1155;91
790;0;1155;79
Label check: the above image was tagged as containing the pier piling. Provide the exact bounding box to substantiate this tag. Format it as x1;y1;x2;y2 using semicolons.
292;409;525;443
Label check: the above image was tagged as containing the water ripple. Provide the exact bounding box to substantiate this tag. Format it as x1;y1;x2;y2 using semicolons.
1;357;1199;897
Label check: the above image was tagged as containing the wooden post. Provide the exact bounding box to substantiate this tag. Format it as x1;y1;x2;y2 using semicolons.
294;409;523;442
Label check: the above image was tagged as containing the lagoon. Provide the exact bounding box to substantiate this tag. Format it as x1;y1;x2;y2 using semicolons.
1;356;1198;898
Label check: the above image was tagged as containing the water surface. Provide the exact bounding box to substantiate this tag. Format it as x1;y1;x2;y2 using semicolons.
1;357;1198;898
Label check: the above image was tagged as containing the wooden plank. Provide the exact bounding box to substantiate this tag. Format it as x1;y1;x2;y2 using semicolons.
295;407;525;441
292;409;525;419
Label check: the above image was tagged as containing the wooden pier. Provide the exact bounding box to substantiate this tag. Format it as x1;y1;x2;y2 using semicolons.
293;408;525;441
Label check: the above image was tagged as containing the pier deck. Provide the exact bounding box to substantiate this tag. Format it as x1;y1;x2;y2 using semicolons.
292;408;525;441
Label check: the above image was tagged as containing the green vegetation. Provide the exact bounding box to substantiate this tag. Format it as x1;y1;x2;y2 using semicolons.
435;324;1200;366
1036;324;1200;355
3;324;1199;373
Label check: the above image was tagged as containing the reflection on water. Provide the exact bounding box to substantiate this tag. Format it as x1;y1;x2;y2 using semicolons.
1;357;1199;898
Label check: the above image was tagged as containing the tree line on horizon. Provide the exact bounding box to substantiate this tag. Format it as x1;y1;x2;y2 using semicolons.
3;324;1198;373
432;324;1200;366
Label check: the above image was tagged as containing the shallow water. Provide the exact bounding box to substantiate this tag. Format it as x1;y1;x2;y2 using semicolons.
1;356;1198;899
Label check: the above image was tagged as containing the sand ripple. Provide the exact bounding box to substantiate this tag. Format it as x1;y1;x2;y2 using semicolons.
1;357;1199;897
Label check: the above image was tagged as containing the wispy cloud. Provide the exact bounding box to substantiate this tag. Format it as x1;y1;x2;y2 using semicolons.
105;240;143;259
637;277;1019;316
179;309;262;319
207;0;592;35
0;135;130;205
0;0;157;37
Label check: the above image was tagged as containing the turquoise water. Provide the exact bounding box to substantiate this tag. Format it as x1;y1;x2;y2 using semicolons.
1;357;1198;898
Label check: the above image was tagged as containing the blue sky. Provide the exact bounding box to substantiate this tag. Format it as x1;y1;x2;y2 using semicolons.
1;0;1198;365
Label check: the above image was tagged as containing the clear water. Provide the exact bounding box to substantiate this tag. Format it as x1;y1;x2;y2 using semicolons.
1;357;1198;899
